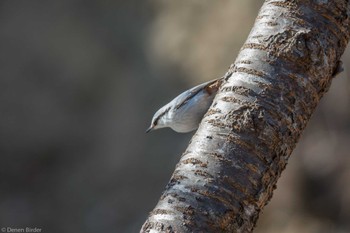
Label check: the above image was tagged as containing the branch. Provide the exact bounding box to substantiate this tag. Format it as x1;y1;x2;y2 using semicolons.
141;0;350;232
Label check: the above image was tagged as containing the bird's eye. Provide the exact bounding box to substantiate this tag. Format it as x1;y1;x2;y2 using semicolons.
153;117;160;126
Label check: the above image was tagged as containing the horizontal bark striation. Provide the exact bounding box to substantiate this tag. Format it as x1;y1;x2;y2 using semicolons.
141;0;350;232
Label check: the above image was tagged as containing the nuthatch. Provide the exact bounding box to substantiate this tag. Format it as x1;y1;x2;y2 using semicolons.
146;78;223;133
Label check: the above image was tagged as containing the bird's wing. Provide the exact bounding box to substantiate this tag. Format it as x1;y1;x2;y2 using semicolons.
174;78;223;110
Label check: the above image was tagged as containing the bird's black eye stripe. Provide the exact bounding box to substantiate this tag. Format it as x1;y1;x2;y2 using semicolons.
154;107;171;125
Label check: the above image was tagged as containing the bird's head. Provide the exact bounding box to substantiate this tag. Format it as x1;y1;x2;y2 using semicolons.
146;106;170;133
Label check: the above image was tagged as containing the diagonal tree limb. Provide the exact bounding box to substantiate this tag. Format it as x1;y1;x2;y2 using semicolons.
141;0;350;232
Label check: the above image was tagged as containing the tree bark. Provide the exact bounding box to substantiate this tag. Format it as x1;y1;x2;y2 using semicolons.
141;0;350;232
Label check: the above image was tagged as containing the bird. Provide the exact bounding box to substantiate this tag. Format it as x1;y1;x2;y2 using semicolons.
146;78;223;133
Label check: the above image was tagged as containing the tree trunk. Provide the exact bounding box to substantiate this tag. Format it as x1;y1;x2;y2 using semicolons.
141;0;350;232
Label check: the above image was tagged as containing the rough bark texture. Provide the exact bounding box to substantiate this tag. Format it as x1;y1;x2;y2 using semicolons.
141;0;350;232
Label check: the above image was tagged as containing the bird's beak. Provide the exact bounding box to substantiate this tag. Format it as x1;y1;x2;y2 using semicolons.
145;125;154;133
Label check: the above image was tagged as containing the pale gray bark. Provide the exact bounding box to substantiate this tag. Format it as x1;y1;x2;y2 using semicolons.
141;0;350;232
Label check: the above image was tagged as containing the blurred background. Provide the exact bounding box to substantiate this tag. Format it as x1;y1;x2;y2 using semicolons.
0;1;349;233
